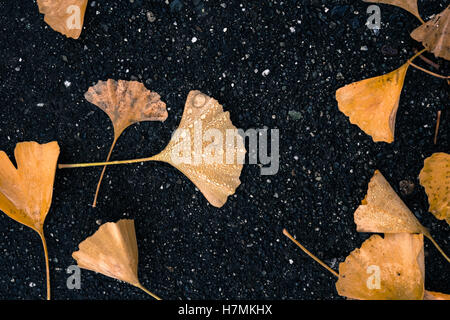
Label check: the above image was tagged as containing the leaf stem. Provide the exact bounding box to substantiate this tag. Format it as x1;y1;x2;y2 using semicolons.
408;48;427;63
58;155;157;169
135;283;162;300
426;234;450;264
410;62;449;79
38;231;50;300
283;229;339;278
92;137;118;207
434;110;441;145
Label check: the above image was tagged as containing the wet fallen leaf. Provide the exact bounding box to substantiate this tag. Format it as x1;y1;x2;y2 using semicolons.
0;141;60;300
411;6;450;61
149;90;246;208
60;90;246;208
37;0;88;39
354;170;450;263
84;79;168;206
419;152;449;225
284;229;449;300
336;63;410;143
363;0;423;23
336;233;425;300
354;170;427;234
72;219;161;300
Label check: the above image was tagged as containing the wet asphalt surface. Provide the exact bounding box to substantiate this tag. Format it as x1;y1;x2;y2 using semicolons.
0;0;448;300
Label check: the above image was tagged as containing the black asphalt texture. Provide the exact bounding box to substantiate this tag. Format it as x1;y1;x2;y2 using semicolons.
0;0;448;300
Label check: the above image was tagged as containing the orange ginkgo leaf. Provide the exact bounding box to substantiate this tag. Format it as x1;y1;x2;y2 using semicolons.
419;152;450;225
0;141;60;300
354;170;450;263
424;291;450;300
60;90;246;208
84;79;168;207
336;233;425;300
72;219;161;300
363;0;424;23
283;229;430;300
37;0;88;39
336;63;409;143
411;6;450;61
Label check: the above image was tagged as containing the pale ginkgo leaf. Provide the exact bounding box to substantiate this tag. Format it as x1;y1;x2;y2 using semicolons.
72;219;161;300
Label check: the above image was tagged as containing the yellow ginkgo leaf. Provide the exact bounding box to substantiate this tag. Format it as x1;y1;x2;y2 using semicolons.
363;0;424;23
354;170;450;263
60;91;246;208
37;0;88;39
354;170;427;234
284;229;448;300
149;90;246;208
85;79;168;207
336;233;425;300
411;6;450;61
336;63;409;143
72;219;161;300
0;141;60;300
419;152;450;225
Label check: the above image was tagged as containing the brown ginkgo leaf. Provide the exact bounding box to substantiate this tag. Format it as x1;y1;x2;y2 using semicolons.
37;0;88;39
419;152;450;225
336;233;425;300
72;219;161;300
336;62;410;143
0;141;60;300
84;79;168;207
363;0;424;23
354;170;450;263
410;6;450;61
60;90;246;208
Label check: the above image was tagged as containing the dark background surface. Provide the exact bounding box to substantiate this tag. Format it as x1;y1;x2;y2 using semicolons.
0;0;448;300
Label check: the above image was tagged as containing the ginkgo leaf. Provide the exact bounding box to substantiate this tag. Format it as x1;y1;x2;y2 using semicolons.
336;63;409;143
411;6;450;61
363;0;424;23
336;233;425;300
60;90;246;208
284;229;448;300
84;79;168;207
424;291;450;300
72;219;161;300
37;0;88;39
419;152;449;225
149;90;246;208
0;141;60;300
354;170;450;263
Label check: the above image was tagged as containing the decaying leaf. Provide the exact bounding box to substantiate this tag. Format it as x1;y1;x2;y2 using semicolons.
37;0;88;39
336;233;425;300
363;0;423;23
424;291;450;300
0;141;60;300
150;90;246;208
354;170;428;235
419;153;450;225
84;79;168;206
336;63;410;143
72;219;161;300
411;6;450;63
355;170;450;263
